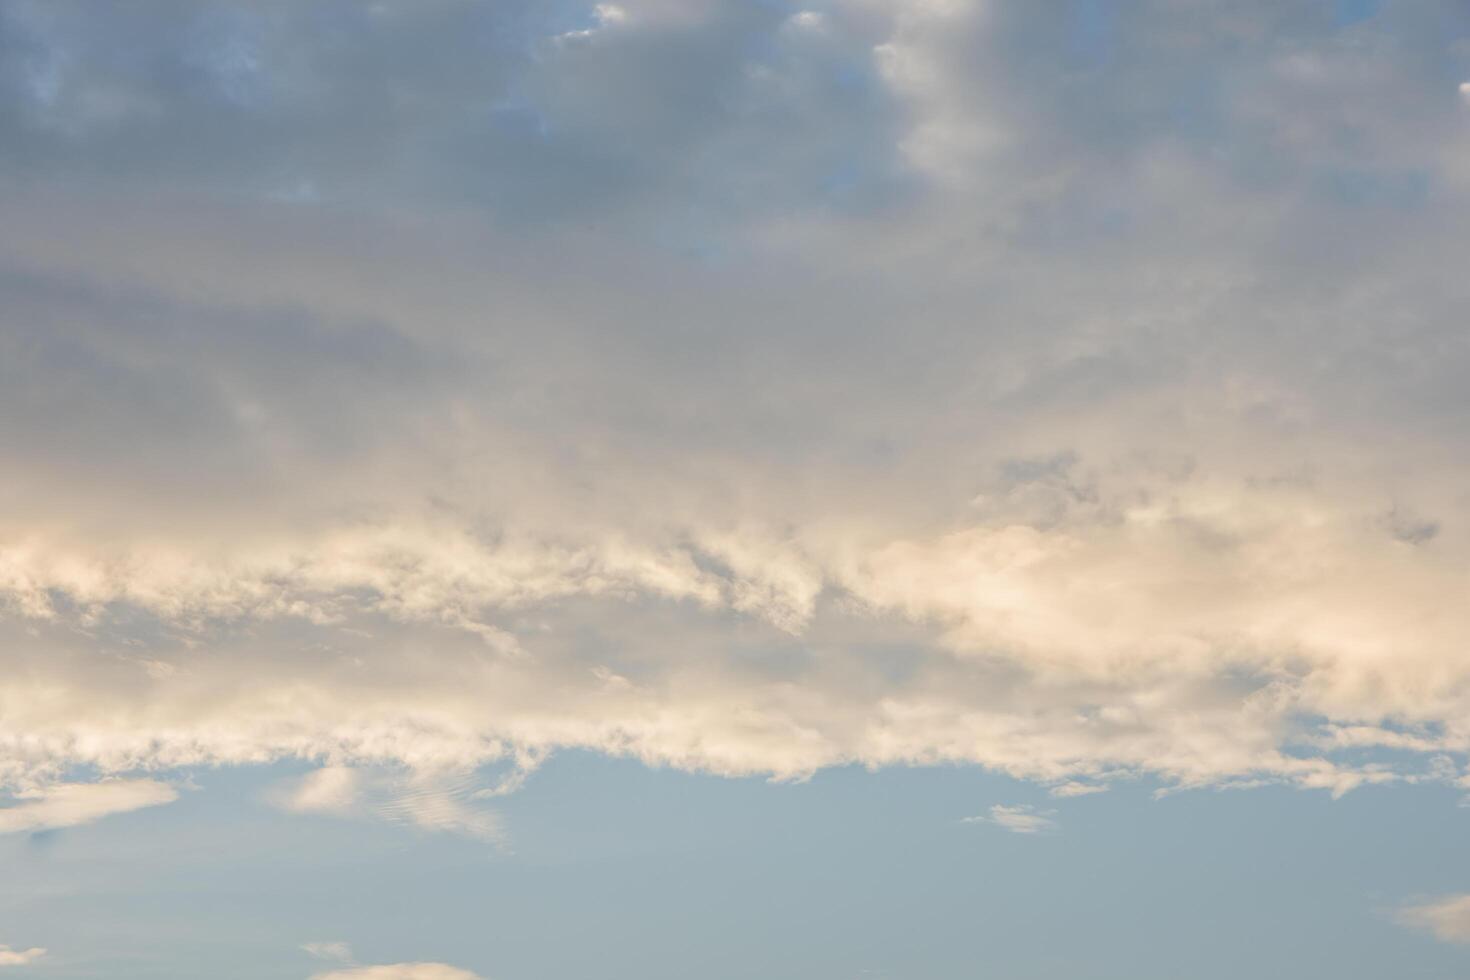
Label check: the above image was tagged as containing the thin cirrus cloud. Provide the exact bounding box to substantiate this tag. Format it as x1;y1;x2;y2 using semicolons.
2;0;1470;825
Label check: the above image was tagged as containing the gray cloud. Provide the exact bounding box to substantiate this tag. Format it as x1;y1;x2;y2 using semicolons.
0;0;910;225
2;0;1470;812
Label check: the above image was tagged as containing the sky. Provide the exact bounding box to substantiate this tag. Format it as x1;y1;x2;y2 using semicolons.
2;0;1470;976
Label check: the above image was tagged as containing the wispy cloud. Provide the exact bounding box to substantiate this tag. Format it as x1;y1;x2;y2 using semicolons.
1397;894;1470;944
965;805;1058;835
0;780;177;835
270;768;503;843
303;942;353;963
275;768;362;817
0;946;46;967
1049;782;1108;799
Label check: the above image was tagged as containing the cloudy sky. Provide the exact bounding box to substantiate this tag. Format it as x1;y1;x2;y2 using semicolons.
3;0;1470;976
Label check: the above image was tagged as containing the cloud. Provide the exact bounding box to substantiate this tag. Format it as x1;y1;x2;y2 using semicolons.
303;942;353;963
276;768;362;817
965;804;1058;835
0;0;907;224
270;768;504;843
299;939;482;979
0;780;178;834
1049;782;1109;799
311;965;482;980
1397;894;1470;944
2;0;1470;815
0;946;45;967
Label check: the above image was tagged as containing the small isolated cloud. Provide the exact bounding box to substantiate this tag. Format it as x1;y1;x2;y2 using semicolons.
1049;781;1108;798
0;780;178;835
0;946;46;967
311;965;482;980
1398;894;1470;944
303;942;353;963
964;804;1058;835
1460;82;1470;104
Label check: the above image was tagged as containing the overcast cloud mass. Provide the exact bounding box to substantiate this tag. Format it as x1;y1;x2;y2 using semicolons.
3;3;1470;970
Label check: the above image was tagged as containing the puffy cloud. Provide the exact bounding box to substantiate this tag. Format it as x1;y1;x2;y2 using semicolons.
1397;894;1470;944
0;780;178;834
2;0;1470;817
0;946;45;967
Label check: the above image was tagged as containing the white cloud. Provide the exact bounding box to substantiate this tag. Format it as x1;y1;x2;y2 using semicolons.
270;768;503;843
276;768;362;816
311;964;482;980
787;10;825;31
593;3;627;26
0;780;177;835
0;946;46;967
1398;894;1470;944
299;937;482;979
965;804;1058;835
1050;782;1108;799
303;942;353;963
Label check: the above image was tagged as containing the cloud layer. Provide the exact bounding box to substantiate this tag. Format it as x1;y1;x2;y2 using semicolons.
2;0;1470;817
